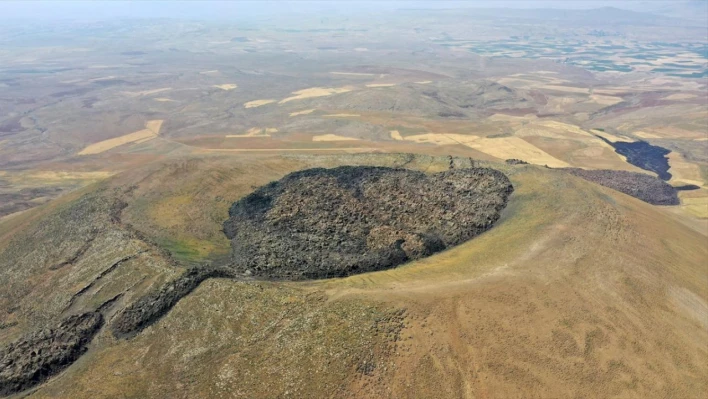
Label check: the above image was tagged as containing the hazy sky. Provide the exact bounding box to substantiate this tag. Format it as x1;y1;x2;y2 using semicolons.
0;1;686;21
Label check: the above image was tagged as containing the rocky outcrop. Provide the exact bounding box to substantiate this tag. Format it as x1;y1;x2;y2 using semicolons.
223;166;513;280
505;159;529;165
0;312;103;396
564;168;679;205
111;268;232;339
674;184;700;191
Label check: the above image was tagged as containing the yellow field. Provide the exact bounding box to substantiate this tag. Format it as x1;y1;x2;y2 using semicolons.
665;93;698;100
517;120;595;139
244;99;276;108
79;130;155;155
213;84;238;90
279;87;354;103
0;170;115;183
225;127;277;138
668;152;706;187
312;134;359;142
487;113;538;123
679;195;708;218
633;126;706;140
121;88;172;97
366;83;396;88
589;94;623;106
153;98;177;102
134;137;154;144
634;131;663;139
78;120;164;155
483;119;636;170
146;120;163;135
403;133;570;167
289;109;316;117
390;130;404;140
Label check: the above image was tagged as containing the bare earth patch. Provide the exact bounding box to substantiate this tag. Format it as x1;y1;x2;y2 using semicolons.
121;88;172;97
213;84;238;91
404;133;570;167
279;87;354;104
589;94;623;106
312;134;360;142
244;99;276;108
665;93;698;100
226;127;278;138
289;109;316;117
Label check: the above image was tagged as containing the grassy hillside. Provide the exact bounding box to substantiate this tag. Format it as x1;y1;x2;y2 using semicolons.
1;153;706;398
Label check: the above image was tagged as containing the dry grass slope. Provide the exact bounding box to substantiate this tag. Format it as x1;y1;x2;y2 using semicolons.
1;154;706;399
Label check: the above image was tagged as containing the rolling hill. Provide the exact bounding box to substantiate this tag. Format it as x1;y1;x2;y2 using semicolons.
1;153;706;398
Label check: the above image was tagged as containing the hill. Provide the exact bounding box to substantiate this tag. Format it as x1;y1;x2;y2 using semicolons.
0;153;706;398
313;82;535;118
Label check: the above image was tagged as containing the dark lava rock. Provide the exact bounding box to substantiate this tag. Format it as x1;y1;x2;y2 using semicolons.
595;135;672;180
223;166;513;280
505;159;529;165
0;312;103;396
674;184;700;191
564;168;679;205
111;267;232;339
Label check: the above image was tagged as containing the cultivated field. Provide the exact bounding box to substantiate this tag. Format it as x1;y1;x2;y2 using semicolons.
78;120;164;155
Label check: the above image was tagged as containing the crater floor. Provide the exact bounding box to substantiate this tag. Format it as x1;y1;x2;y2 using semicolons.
223;166;514;280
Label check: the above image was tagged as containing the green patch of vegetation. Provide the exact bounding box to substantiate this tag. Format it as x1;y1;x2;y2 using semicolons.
157;238;202;263
156;236;226;265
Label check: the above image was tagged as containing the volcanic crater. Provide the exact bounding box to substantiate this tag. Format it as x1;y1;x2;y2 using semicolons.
223;166;514;280
111;164;514;340
1;164;514;396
